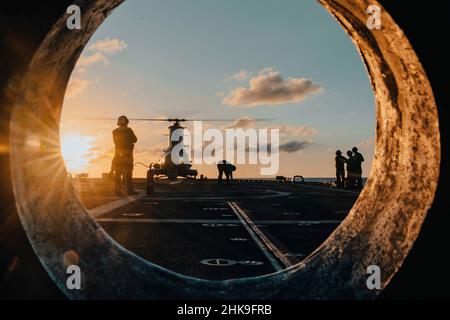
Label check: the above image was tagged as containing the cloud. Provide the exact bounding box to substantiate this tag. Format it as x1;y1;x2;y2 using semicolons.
135;144;166;157
224;70;250;82
272;125;319;137
77;52;109;68
77;38;128;70
222;67;323;107
357;139;374;148
222;118;319;139
279;140;314;153
66;77;100;98
67;37;127;99
87;143;166;166
223;116;257;129
85;145;113;165
246;140;314;154
88;37;128;55
65;78;91;98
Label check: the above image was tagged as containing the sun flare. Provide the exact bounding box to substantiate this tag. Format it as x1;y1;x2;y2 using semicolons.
60;134;95;173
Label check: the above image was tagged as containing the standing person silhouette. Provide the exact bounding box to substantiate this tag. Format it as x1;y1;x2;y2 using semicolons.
112;115;138;196
352;147;365;188
335;150;347;188
345;150;356;189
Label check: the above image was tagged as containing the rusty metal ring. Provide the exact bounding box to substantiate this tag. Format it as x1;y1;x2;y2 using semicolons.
9;0;440;299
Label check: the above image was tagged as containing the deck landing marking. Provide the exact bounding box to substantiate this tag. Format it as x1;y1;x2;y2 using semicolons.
200;259;264;267
95;218;342;225
140;190;291;201
88;191;145;218
96;219;240;224
228;201;289;271
201;223;241;227
239;260;264;266
122;213;143;217
230;237;248;242
201;259;236;266
281;212;304;216
294;183;360;195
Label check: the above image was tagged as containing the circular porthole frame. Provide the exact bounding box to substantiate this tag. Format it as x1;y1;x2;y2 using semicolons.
9;0;440;299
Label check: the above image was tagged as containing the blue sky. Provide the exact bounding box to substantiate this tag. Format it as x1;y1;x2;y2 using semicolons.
61;0;375;178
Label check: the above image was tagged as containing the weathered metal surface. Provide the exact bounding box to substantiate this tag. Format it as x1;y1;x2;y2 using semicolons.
9;0;440;299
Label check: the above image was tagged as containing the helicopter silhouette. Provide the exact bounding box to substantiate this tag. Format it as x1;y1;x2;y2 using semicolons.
129;118;230;195
85;116;271;194
138;118;207;181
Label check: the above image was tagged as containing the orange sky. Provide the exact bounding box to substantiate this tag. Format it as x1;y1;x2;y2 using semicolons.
59;0;375;179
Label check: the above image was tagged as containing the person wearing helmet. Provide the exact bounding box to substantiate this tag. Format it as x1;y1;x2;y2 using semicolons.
112;115;138;196
335;150;347;188
352;146;365;188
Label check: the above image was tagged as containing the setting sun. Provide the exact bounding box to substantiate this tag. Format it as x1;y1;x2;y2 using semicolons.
60;134;95;173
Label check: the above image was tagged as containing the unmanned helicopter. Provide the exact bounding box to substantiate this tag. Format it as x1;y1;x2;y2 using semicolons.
86;116;270;194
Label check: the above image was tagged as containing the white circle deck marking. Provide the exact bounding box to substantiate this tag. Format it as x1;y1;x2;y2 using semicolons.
230;237;248;242
201;223;241;228
238;260;264;266
200;259;237;267
281;212;303;216
297;222;313;226
202;223;224;227
122;213;143;217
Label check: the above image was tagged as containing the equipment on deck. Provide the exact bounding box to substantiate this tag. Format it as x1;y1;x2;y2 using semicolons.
85;116;270;195
126;118;230;195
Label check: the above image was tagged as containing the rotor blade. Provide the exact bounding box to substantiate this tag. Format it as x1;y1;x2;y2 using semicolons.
128;118;174;121
181;118;275;122
82;117;275;122
82;117;173;121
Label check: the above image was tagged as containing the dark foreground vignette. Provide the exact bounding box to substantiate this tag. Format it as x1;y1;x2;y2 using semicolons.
0;0;448;300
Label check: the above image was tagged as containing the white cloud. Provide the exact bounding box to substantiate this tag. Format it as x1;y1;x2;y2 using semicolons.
88;37;128;55
67;37;127;99
357;139;374;148
222;67;323;107
272;124;319;137
223;116;257;129
65;78;91;98
224;70;250;82
66;77;100;98
76;52;109;68
222;118;318;138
